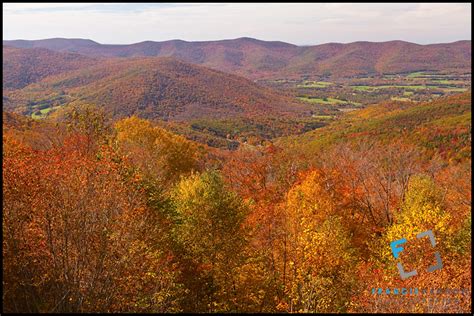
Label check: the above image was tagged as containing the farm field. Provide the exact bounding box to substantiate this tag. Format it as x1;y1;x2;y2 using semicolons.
259;71;471;113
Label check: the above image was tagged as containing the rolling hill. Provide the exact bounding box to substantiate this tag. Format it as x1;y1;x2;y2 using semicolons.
3;52;311;121
4;38;471;79
3;46;100;90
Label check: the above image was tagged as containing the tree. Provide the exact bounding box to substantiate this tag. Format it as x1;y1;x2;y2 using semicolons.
353;174;470;313
114;116;203;185
283;169;358;312
171;171;249;312
3;132;182;313
51;102;112;155
386;175;452;246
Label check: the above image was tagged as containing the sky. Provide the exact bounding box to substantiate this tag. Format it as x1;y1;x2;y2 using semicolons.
3;3;471;45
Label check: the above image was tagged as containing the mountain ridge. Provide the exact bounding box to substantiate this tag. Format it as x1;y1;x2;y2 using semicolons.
4;38;470;79
4;37;470;47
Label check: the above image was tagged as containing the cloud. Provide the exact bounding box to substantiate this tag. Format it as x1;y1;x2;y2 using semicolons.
2;3;471;45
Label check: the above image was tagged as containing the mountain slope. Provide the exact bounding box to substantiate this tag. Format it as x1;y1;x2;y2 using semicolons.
4;55;311;120
278;92;471;162
3;46;99;90
293;40;471;77
4;38;470;78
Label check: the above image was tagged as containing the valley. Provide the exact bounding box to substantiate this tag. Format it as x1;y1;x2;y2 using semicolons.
260;70;471;111
3;41;471;150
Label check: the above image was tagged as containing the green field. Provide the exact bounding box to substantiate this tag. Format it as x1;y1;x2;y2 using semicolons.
268;79;294;83
430;79;466;85
298;96;345;105
263;72;470;110
351;84;429;91
298;96;361;106
441;87;469;93
391;97;411;102
31;106;60;119
297;81;333;88
312;115;334;119
406;71;429;78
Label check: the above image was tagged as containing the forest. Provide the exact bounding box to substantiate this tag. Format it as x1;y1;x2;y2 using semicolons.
2;11;472;311
3;91;471;313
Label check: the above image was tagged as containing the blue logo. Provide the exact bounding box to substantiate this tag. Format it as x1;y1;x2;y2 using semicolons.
390;230;443;280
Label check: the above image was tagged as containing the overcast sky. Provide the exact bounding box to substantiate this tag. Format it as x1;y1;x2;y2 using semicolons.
3;3;471;45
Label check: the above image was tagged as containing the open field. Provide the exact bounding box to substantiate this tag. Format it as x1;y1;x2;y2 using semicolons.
350;84;428;91
260;70;471;110
296;81;333;88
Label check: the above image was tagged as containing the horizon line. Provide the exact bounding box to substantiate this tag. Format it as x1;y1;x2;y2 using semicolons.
3;36;472;47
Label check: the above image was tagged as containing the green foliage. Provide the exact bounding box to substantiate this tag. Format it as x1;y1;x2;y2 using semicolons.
187;116;327;147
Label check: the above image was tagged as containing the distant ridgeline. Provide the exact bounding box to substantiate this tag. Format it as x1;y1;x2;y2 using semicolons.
3;38;471;79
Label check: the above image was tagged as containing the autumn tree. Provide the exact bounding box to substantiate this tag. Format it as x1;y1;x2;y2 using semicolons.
170;170;249;312
3;128;182;313
283;169;358;312
114;116;203;185
349;173;471;313
51;102;113;155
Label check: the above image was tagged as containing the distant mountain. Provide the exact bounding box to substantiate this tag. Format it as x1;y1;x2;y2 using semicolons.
3;38;100;51
3;46;99;89
294;40;472;77
4;38;471;78
4;51;311;120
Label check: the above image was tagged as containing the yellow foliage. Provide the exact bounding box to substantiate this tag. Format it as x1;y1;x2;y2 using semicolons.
387;175;452;243
114;116;203;183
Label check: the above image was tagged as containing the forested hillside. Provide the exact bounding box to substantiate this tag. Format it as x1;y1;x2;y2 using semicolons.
3;92;471;312
279;92;471;162
3;46;99;90
3;48;309;120
4;38;471;79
